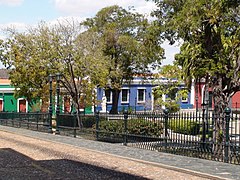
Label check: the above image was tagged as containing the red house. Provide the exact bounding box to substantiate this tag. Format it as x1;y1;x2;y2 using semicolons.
193;80;240;110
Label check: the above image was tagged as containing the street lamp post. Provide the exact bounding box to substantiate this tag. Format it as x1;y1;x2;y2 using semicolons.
48;74;53;133
55;73;61;134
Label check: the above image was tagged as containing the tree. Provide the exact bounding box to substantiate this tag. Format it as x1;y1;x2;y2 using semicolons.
0;24;54;105
82;5;164;114
0;20;107;128
153;64;188;112
150;0;240;158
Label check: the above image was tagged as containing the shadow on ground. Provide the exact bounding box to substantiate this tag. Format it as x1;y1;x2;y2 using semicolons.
0;148;148;180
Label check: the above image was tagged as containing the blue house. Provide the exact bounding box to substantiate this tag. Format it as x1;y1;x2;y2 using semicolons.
96;77;154;113
96;76;194;113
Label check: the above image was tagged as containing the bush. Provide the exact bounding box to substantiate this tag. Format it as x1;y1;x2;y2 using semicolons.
128;119;163;136
58;114;101;128
199;125;214;139
169;119;200;135
96;119;163;137
82;116;96;128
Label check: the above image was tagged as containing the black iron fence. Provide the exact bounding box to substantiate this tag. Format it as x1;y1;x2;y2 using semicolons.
0;112;50;132
56;113;96;139
95;110;240;165
0;109;239;165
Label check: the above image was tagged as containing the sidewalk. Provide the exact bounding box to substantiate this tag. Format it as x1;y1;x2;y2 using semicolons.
0;125;239;180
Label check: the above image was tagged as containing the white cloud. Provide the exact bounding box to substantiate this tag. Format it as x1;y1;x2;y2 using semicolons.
52;0;156;17
0;0;24;6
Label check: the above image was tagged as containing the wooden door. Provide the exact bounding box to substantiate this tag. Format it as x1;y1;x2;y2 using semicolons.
19;99;26;112
0;100;3;112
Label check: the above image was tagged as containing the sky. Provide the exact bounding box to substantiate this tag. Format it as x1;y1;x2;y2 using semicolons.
0;0;180;66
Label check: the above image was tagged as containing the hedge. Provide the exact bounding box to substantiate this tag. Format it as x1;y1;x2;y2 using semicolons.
169;119;200;135
96;119;164;137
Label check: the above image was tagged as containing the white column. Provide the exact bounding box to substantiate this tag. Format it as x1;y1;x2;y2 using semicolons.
151;89;154;111
92;88;97;113
190;80;195;106
162;94;166;109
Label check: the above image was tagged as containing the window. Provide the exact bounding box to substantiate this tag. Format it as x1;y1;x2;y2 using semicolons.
121;89;129;103
181;96;188;103
105;89;112;103
137;89;145;103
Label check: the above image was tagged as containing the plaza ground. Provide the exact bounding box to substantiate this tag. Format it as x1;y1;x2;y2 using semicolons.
0;125;239;180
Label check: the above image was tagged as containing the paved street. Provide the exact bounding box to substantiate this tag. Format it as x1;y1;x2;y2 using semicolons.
0;125;239;180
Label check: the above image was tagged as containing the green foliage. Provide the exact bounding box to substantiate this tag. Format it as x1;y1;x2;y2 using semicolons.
29;101;42;112
165;101;180;113
199;126;213;139
58;115;99;128
99;120;124;134
169;119;200;135
82;116;98;128
0;20;109;127
153;64;188;112
151;1;240;148
82;5;164;113
128;119;164;137
97;119;163;137
150;0;240;101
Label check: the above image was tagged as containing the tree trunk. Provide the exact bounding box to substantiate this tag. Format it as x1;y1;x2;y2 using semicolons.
72;98;83;129
212;82;230;160
76;108;83;130
110;89;120;114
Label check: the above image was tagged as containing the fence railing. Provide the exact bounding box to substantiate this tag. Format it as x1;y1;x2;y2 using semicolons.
56;113;95;139
95;110;240;165
0;112;50;132
0;109;239;165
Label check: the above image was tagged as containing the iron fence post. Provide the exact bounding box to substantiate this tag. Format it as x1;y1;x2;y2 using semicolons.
123;110;128;146
164;109;169;149
27;112;29;129
36;112;39;131
96;111;100;140
12;112;14;127
73;114;77;138
224;107;231;163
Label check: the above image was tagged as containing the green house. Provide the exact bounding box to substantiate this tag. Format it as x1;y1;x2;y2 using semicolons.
0;69;93;114
0;69;30;112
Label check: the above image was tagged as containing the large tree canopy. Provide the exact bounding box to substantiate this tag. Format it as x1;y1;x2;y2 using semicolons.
0;21;108;128
151;0;240;109
150;0;240;157
82;5;164;113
